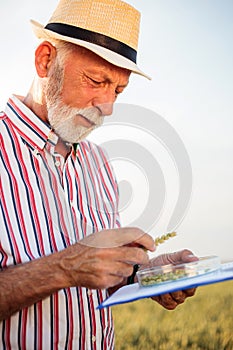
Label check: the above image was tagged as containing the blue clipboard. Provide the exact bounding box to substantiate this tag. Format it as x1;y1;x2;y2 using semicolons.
98;261;233;309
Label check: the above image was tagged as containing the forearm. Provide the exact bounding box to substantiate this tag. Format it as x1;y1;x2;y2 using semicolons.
0;253;67;321
0;228;155;320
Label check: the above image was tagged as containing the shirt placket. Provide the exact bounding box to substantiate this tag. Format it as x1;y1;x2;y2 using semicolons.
45;137;77;245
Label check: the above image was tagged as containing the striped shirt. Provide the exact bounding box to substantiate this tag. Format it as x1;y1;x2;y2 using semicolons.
0;95;121;350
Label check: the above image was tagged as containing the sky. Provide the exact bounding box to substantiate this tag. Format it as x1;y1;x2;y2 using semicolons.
0;0;233;261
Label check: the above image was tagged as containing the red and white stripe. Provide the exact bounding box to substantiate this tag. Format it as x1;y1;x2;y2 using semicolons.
0;96;120;349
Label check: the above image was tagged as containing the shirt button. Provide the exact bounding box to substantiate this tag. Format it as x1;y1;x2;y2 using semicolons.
55;160;60;167
92;335;96;343
33;148;39;157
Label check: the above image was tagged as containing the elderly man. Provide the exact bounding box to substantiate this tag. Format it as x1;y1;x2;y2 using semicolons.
0;0;196;348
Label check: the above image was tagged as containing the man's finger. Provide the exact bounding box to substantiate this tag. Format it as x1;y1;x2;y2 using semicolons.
151;294;178;310
170;290;186;303
184;288;197;297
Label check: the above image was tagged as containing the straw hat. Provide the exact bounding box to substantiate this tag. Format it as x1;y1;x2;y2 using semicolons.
30;0;151;79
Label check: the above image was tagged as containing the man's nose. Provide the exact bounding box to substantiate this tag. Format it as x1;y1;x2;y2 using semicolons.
95;102;114;116
93;89;116;116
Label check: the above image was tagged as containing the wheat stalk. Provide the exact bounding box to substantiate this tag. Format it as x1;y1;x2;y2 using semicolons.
154;231;177;246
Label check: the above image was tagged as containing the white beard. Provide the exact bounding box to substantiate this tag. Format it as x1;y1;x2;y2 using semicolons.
47;100;104;144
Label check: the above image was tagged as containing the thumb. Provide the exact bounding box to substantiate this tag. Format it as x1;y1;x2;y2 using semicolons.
165;249;198;265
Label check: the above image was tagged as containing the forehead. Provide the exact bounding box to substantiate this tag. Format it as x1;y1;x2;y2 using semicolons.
65;45;131;79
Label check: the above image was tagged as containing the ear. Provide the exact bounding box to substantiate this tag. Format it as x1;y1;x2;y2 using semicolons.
35;41;57;78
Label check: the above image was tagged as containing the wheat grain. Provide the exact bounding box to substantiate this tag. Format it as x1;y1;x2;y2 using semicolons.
154;231;177;246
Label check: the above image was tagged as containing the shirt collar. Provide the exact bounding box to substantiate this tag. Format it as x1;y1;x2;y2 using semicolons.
5;95;58;151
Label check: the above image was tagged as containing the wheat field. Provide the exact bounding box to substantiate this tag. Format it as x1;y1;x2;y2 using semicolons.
112;281;233;350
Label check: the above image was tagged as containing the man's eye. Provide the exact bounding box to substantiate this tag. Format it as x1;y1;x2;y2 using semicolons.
89;77;102;85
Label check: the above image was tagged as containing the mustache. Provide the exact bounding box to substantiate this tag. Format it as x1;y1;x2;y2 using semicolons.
54;104;102;126
75;107;102;125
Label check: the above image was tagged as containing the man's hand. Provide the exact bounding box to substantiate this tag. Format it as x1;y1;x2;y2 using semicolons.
60;227;156;290
140;249;198;310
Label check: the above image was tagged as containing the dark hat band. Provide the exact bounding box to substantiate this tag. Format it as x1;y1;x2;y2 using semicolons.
45;22;137;63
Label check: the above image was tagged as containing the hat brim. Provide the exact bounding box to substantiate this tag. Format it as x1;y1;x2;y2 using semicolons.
30;20;151;80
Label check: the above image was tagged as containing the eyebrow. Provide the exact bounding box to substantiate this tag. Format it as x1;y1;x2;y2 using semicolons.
117;82;129;88
104;76;129;88
87;72;129;88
